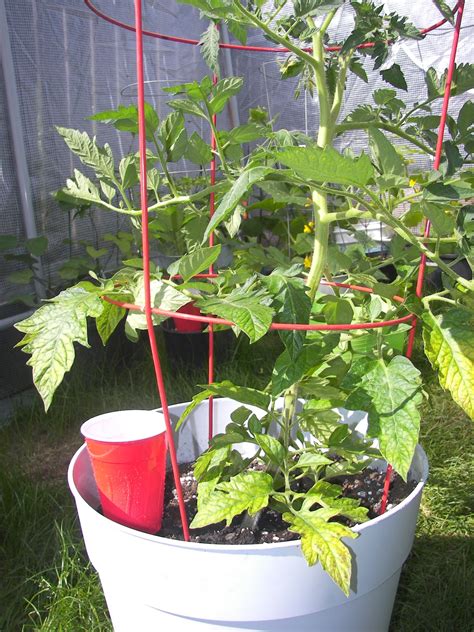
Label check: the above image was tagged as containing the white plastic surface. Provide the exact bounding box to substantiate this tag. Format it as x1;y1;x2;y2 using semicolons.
80;410;166;443
69;398;428;631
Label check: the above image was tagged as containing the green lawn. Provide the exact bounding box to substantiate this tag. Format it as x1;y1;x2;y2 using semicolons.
0;332;472;631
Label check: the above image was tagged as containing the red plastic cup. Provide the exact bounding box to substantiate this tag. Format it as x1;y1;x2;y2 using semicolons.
173;301;203;333
81;410;167;534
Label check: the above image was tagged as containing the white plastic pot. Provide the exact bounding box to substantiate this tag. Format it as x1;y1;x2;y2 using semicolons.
69;398;428;632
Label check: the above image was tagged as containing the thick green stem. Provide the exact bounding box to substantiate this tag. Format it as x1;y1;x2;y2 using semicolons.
307;191;330;300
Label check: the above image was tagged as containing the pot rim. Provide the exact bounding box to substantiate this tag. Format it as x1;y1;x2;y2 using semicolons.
69;441;429;552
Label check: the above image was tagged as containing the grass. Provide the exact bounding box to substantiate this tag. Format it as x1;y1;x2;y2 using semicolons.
0;331;472;631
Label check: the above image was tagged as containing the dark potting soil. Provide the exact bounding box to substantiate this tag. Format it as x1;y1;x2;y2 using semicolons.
158;463;416;545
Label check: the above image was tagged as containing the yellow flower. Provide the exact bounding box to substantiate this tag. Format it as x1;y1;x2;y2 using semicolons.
303;221;315;233
304;255;312;269
409;178;417;187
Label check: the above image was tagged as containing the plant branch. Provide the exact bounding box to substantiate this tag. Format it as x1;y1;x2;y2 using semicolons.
335;121;435;156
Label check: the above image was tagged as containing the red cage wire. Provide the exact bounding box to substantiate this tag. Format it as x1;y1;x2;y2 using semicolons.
84;0;465;540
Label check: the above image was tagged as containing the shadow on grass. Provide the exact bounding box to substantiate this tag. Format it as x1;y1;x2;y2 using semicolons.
391;534;474;632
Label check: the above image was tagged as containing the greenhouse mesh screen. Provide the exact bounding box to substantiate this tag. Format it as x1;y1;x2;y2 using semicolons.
1;0;473;314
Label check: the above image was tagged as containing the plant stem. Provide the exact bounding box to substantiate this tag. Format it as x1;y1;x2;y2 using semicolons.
335;121;435;156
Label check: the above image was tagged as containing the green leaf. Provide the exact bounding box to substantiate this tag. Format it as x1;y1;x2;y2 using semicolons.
308;480;369;522
0;235;19;251
381;63;407;91
349;57;368;83
56;127;115;180
95;299;126;345
422;202;455;236
426;64;474;100
368;127;405;177
209;77;243;115
263;267;311;359
271;340;334;396
323;297;354;325
203;166;272;241
423;309;474;420
15;287;104;410
26;236;48;257
196;283;273;342
226;123;267;144
344;356;422;480
167;245;221;283
254;434;285;465
167;99;207;120
190;471;273;528
283;508;356;595
294;0;343;18
293;451;332;470
373;88;397;106
158;112;188;162
432;0;455;24
7;269;34;284
119;155;138;189
278;146;373;187
176;380;271;430
185;132;213;165
126;278;189;334
199;22;220;76
85;246;108;259
88;103;159;141
194;445;230;481
57;169;103;207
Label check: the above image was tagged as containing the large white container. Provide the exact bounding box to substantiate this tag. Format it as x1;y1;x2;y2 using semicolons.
69;398;428;632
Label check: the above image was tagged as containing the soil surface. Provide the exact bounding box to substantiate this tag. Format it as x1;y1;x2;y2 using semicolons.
159;463;416;544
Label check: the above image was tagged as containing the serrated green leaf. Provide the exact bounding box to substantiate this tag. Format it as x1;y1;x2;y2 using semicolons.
254;434;285;465
167;245;221;283
349;57;368;83
203;167;272;241
119;155;138;189
432;0;455;24
199;22;220;76
278;146;373;187
158;111;188;162
167;99;207;120
176;380;271;430
263;268;311;359
422;202;456;236
344;356;422;479
209;77;243;115
190;471;273;528
96;299;126;345
58;169;102;207
307;480;369;522
185;132;213;165
88;103;158;141
196;282;273;342
368;127;405;177
56;128;115;180
381;63;407;91
293;451;332;470
194;445;230;481
283;508;356;595
126;278;189;334
423;309;474;419
15;287;104;410
294;0;343;18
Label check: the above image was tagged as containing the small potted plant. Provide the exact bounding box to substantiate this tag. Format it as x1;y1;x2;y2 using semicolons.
16;1;473;629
